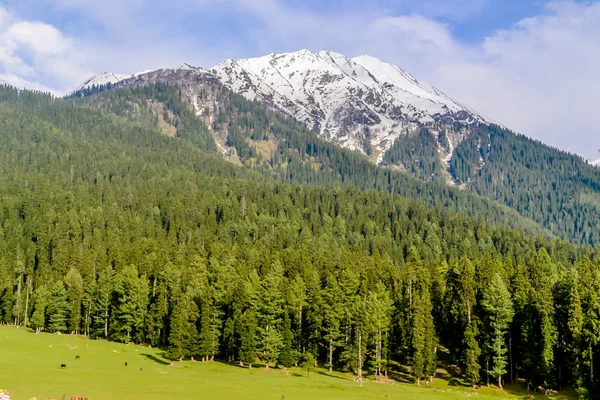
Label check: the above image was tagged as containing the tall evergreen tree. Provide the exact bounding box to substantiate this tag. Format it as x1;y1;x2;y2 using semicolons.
255;262;284;368
92;266;115;338
30;285;50;333
168;291;199;359
47;282;69;333
482;274;514;389
238;309;257;368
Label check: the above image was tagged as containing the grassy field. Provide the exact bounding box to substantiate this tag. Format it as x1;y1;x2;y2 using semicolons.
0;326;573;400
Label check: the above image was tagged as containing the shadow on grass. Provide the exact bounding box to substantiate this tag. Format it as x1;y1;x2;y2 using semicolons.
316;371;351;381
474;381;576;400
141;353;171;365
387;366;415;384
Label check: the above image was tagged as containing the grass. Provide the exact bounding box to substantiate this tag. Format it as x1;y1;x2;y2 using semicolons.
0;326;574;400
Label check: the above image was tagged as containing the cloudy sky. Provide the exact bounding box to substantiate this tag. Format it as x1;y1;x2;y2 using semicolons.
1;0;598;159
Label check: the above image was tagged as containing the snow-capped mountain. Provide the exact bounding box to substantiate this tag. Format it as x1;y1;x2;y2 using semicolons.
74;64;210;90
212;50;486;159
72;50;487;163
74;72;136;92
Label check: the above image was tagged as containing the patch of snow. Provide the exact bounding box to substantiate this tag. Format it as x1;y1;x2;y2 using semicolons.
74;72;133;92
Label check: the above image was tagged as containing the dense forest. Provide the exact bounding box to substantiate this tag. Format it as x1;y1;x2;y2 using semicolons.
76;80;600;247
72;83;547;238
2;85;600;398
450;124;600;246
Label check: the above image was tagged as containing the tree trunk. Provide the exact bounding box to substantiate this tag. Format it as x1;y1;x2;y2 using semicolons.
24;277;31;327
358;329;363;387
591;344;594;382
498;375;502;389
104;310;108;338
328;339;333;373
15;273;22;326
509;330;513;384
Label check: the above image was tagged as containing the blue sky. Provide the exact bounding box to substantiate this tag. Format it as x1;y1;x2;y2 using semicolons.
0;0;599;159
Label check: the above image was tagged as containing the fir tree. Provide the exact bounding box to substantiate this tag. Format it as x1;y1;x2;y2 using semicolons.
279;312;294;368
482;274;514;389
167;292;199;359
30;285;50;333
47;282;69;333
238;309;257;368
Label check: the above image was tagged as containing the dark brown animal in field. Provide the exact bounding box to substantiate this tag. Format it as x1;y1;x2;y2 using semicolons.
60;364;66;368
124;362;128;367
75;355;80;360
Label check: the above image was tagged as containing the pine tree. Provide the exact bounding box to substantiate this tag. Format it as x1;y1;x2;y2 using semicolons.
410;261;436;385
301;352;315;377
482;274;514;389
239;309;257;368
92;266;114;338
65;267;84;334
459;257;480;386
255;262;284;368
567;270;583;388
30;285;50;333
366;282;393;376
111;265;149;343
168;292;199;359
47;282;69;333
279;312;294;367
464;318;481;386
322;273;343;372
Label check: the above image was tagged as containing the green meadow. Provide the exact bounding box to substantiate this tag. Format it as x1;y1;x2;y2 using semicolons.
0;326;571;400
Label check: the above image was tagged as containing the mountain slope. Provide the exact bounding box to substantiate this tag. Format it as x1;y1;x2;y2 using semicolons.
68;81;550;238
70;51;600;245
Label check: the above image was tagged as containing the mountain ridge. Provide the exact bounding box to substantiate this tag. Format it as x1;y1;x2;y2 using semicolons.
74;49;487;165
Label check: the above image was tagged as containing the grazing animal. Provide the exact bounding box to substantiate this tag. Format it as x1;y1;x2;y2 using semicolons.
124;362;128;367
75;355;80;360
60;364;66;368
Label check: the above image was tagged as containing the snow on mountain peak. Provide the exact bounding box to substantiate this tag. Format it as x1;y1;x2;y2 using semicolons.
74;72;132;92
170;63;208;73
212;49;486;155
73;50;488;161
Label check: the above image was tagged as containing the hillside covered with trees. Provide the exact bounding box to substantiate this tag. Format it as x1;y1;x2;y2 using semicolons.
0;86;599;397
75;80;600;247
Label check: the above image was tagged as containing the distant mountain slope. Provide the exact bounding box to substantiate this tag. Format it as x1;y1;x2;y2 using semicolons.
70;51;600;245
67;81;549;238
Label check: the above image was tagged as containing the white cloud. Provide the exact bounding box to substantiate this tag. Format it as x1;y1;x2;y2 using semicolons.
0;6;90;94
6;21;69;55
369;16;456;52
